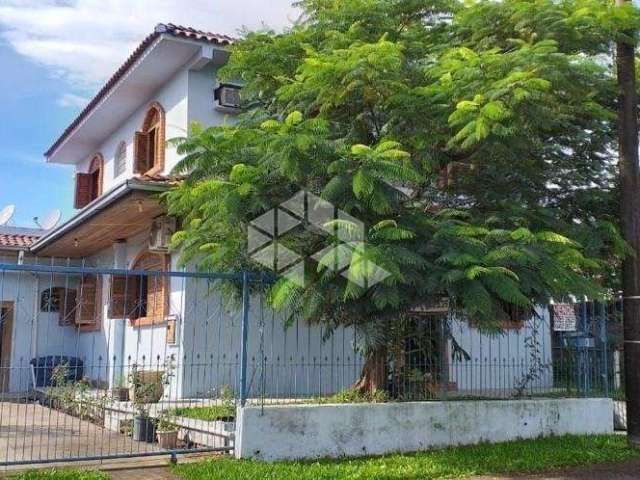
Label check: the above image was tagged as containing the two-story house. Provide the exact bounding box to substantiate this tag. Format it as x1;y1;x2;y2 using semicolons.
0;24;553;399
0;24;365;398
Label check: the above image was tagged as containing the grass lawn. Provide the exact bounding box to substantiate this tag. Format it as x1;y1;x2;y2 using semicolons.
9;470;108;480
170;404;235;422
174;434;639;480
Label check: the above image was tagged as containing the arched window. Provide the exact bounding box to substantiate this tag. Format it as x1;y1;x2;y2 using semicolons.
74;153;103;209
114;141;127;178
134;102;165;176
109;250;168;327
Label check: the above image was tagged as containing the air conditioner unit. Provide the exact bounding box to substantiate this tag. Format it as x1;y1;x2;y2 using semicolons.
149;216;176;252
214;83;242;111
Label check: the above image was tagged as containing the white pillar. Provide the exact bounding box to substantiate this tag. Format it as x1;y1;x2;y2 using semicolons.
110;240;127;390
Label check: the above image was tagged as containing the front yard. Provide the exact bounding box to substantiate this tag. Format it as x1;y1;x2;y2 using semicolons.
11;434;640;480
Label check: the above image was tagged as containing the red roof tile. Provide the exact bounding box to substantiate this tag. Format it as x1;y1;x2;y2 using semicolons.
0;233;39;250
158;23;236;45
45;23;235;158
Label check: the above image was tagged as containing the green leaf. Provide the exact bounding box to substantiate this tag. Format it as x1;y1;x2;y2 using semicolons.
351;144;372;155
535;231;579;246
353;169;375;198
481;101;509;121
285;111;303;126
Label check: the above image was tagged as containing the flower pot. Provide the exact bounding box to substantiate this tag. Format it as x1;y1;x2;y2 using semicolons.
129;370;164;404
112;387;129;402
156;430;179;449
132;416;156;443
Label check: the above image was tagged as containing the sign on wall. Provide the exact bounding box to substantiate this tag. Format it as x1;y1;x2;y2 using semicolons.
552;303;577;332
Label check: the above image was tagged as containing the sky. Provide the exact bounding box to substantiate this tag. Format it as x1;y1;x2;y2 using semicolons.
0;0;297;227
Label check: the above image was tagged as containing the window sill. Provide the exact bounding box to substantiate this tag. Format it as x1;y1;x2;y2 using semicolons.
129;315;169;328
140;165;163;178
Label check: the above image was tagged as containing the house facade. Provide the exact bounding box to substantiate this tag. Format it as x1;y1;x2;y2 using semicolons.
0;24;553;399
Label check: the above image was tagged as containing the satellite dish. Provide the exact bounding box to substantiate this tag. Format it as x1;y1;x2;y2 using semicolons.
34;209;61;230
0;205;15;227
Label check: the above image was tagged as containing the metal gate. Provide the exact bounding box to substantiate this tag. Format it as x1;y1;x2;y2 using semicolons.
551;300;622;398
0;262;252;466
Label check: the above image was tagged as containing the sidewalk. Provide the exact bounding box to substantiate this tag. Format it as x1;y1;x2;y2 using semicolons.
103;458;640;480
472;458;640;479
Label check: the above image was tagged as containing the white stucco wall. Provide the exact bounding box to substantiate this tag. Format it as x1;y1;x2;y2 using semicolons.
186;63;231;136
75;66;189;193
0;269;83;392
448;308;554;394
179;277;362;399
235;398;614;461
69;234;183;394
73;58;237;195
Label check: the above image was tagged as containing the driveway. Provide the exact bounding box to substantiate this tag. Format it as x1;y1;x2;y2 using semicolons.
0;401;155;464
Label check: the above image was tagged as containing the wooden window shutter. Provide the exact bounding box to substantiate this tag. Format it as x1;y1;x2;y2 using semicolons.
129;252;168;326
145;273;165;322
74;173;93;209
143;254;167;322
134;131;150;173
59;289;77;326
75;275;103;327
108;275;138;318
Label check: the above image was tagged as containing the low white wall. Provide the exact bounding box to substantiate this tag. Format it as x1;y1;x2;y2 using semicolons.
235;398;613;461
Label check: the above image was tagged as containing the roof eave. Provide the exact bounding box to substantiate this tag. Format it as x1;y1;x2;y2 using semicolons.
30;179;171;253
45;23;235;162
44;32;164;162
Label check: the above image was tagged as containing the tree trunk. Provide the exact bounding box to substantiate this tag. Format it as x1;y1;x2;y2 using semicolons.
353;346;387;395
616;0;640;448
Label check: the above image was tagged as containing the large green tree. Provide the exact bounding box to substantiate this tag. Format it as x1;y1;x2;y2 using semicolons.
167;0;636;393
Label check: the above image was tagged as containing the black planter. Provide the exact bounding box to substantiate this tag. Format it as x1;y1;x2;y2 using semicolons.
133;416;156;443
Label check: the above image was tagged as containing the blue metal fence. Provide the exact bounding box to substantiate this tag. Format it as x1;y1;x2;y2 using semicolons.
0;261;623;466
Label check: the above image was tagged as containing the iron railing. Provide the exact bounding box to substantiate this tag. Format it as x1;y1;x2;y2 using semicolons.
0;261;623;466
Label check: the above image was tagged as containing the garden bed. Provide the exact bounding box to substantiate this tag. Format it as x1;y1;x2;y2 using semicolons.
35;387;234;450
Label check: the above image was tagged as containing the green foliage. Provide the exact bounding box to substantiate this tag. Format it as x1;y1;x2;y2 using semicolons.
170;405;236;422
170;385;236;422
166;0;629;338
174;435;639;480
314;388;389;404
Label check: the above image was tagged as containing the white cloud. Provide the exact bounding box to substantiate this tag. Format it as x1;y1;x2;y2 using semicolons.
0;0;298;88
57;92;88;108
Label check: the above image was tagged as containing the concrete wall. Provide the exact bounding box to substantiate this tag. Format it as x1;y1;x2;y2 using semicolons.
235;398;613;461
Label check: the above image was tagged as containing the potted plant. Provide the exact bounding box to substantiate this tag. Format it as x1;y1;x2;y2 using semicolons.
129;366;164;405
129;364;157;442
111;373;129;402
132;406;155;442
156;411;179;449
